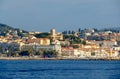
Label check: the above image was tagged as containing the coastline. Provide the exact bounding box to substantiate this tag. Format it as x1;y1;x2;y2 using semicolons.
0;57;120;60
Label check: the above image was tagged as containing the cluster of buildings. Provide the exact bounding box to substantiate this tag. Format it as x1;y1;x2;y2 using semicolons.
61;29;120;59
0;29;62;57
0;28;120;59
61;40;120;59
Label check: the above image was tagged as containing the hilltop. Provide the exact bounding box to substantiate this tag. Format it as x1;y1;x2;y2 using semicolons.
0;23;14;32
0;23;28;36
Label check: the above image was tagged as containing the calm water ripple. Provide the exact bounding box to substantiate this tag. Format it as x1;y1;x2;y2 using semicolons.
0;60;120;79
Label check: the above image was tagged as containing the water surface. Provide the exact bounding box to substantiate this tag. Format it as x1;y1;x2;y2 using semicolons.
0;60;120;79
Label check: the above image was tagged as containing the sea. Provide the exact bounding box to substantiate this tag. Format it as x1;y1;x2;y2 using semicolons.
0;60;120;79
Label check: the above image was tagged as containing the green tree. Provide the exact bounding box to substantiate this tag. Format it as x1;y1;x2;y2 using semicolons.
81;40;86;45
42;50;58;58
70;37;81;44
19;51;29;56
73;45;79;49
0;46;2;53
20;46;34;56
34;32;50;38
10;51;19;57
35;49;44;57
28;48;34;56
61;43;69;47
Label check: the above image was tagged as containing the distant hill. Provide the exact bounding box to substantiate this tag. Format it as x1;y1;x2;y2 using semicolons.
111;27;120;31
100;27;120;33
0;23;14;32
0;23;28;36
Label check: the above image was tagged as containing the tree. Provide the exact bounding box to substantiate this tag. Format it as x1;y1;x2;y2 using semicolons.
68;30;71;34
20;46;34;56
62;30;67;34
42;50;58;58
73;45;79;49
61;43;69;47
81;40;86;45
93;28;98;32
35;49;44;57
78;28;81;33
72;30;75;34
0;46;2;53
28;48;34;56
70;37;81;44
34;32;50;38
10;51;19;57
19;51;29;56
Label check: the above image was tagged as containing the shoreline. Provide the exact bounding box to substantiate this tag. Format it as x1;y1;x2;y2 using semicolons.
0;57;120;60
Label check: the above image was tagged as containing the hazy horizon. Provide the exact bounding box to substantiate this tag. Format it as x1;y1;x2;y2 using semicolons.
0;0;120;32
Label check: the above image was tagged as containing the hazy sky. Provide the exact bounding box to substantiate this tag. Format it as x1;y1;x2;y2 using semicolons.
0;0;120;32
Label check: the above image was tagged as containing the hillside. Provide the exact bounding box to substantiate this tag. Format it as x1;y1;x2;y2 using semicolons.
0;23;28;36
0;23;14;32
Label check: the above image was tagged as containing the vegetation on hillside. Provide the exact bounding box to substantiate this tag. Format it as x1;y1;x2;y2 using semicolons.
0;23;28;37
63;34;86;45
34;32;50;38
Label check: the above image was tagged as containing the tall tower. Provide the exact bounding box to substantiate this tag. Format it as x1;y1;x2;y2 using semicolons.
50;29;56;41
50;29;56;36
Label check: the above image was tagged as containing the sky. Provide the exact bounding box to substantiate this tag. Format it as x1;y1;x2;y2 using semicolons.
0;0;120;32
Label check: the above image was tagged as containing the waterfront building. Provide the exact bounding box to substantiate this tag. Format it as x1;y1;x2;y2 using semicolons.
112;45;120;51
73;49;86;58
21;40;61;55
61;47;74;57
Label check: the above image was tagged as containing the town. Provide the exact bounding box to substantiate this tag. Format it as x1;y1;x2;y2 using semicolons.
0;24;120;60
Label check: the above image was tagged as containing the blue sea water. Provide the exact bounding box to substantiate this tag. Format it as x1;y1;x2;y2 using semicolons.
0;60;120;79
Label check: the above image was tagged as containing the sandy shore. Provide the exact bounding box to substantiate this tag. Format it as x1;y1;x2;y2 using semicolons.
0;57;120;60
0;57;59;60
